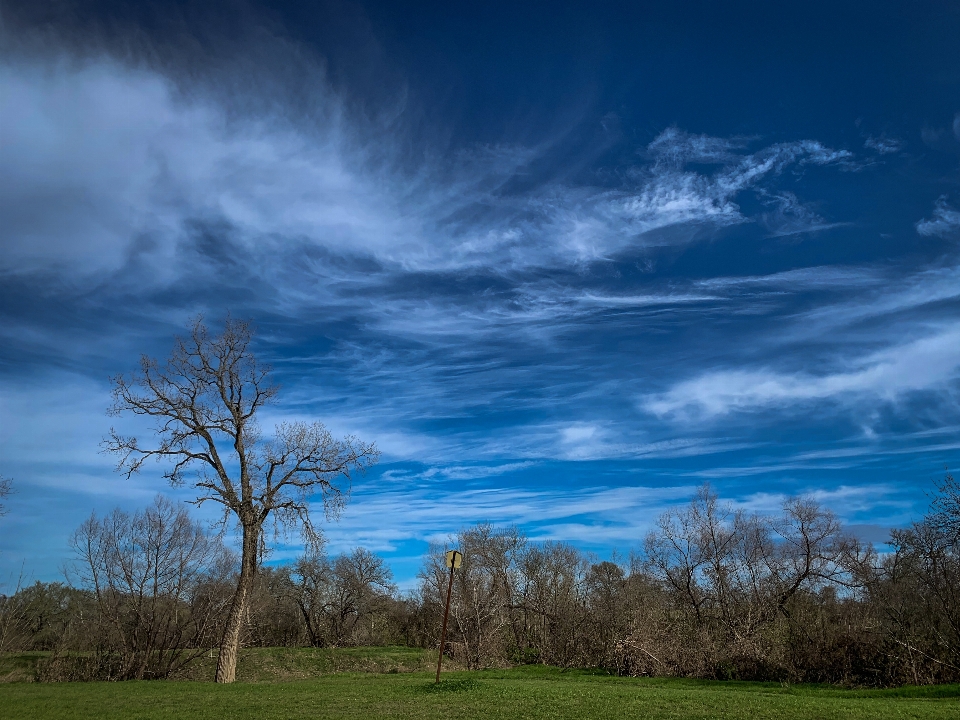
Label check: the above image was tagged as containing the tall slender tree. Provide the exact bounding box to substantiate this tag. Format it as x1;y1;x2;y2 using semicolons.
104;318;378;682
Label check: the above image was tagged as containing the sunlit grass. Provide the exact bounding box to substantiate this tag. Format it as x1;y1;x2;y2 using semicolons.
2;660;958;720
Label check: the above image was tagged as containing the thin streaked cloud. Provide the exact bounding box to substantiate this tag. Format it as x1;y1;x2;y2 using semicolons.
2;1;960;586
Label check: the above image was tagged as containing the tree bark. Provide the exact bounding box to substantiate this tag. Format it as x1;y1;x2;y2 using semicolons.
215;521;259;683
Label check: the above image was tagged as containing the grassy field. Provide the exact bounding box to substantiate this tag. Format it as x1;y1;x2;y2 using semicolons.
1;649;958;719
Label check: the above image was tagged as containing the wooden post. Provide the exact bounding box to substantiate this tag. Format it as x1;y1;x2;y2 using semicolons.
436;549;461;683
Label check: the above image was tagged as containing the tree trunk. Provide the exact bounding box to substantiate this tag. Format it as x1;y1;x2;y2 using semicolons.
215;521;259;683
296;600;324;648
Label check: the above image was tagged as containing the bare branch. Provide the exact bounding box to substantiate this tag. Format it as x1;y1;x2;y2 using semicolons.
0;476;12;517
102;317;378;683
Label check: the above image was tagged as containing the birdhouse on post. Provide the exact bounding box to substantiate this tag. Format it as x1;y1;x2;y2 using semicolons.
436;549;462;682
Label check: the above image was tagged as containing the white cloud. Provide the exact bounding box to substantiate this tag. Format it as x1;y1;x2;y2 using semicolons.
578;292;720;307
317;476;908;567
560;424;599;444
916;197;960;237
790;264;960;336
647;127;747;166
0;53;858;283
759;191;848;238
695;264;881;291
0;54;532;279
547;134;853;262
732;484;904;516
644;324;960;417
421;462;539;481
864;134;902;155
319;479;697;556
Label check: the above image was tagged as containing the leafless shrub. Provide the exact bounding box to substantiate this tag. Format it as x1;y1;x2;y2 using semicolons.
64;495;232;680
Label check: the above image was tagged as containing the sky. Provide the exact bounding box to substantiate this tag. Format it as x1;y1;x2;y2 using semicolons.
2;0;960;589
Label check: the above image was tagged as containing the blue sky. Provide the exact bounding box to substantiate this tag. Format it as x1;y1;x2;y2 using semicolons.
2;1;960;588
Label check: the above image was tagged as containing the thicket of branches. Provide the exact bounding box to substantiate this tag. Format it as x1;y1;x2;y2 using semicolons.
2;480;959;686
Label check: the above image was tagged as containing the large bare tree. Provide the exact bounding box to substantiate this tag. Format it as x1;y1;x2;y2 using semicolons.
104;318;378;682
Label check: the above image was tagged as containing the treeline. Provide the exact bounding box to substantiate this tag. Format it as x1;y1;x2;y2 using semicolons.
1;482;958;685
419;486;960;686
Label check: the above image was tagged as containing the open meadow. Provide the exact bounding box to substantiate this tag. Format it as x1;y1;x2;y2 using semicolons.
1;648;958;720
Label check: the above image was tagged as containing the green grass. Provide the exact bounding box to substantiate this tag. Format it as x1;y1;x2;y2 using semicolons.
177;645;439;681
0;646;440;683
1;664;958;719
0;651;47;682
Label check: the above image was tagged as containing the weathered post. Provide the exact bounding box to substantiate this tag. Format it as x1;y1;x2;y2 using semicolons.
436;549;462;683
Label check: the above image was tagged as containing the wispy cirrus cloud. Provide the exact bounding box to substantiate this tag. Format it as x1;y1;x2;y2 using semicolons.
419;462;539;480
644;324;960;418
730;484;908;519
646;127;750;166
759;191;849;238
4;7;959;589
319;477;696;555
1;47;857;288
314;473;907;570
787;264;960;336
693;265;883;291
548;131;854;260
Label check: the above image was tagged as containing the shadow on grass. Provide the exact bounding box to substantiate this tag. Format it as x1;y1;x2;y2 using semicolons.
419;678;480;693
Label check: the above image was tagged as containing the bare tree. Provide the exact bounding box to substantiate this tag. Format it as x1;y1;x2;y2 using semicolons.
242;566;306;648
638;485;856;679
289;547;395;648
584;560;629;665
0;475;18;652
763;497;855;616
103;318;378;682
290;550;332;647
932;473;960;543
0;571;28;654
68;496;229;679
0;476;12;516
327;548;396;645
857;478;960;684
419;524;525;669
516;541;589;667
